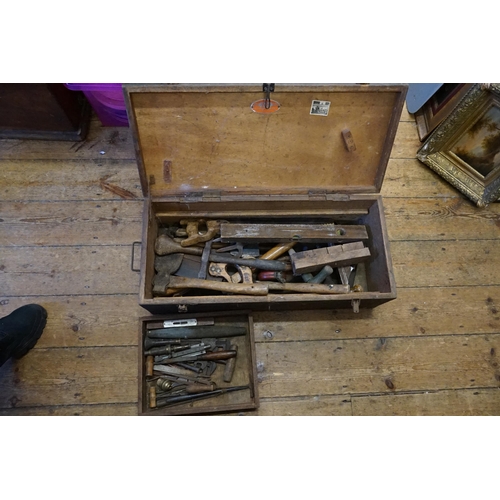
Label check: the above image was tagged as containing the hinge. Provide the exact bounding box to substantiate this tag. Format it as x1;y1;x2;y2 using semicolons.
351;299;360;313
308;190;350;202
182;191;222;202
202;191;222;201
308;190;327;201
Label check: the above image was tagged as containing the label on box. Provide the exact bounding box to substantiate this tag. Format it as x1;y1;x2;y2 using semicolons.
310;100;331;116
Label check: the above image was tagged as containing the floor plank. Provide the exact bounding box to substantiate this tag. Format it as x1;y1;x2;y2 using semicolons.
0;347;138;409
0;403;138;416
0;159;142;201
253;286;500;341
352;388;500;416
255;334;500;398
1;246;140;296
383;197;500;241
0;200;143;246
0;296;144;348
382;159;465;198
391;240;500;288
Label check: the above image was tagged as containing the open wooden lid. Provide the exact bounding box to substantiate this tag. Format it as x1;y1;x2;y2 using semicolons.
124;84;407;198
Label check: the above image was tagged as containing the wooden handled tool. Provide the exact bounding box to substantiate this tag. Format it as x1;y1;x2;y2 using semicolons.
223;344;238;383
155;235;291;271
155;385;250;409
158;350;237;364
267;283;349;294
167;276;269;295
147;325;248;339
146;356;154;377
165;276;349;296
261;242;296;260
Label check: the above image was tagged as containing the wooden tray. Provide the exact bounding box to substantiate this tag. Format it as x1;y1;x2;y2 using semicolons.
138;311;259;416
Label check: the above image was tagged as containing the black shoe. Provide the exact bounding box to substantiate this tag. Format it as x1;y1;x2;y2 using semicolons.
0;304;47;367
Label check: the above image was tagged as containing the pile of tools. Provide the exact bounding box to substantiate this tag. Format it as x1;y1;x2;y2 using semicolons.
144;317;249;410
153;219;371;297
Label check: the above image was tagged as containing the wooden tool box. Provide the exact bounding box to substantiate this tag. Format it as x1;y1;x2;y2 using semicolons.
124;83;407;315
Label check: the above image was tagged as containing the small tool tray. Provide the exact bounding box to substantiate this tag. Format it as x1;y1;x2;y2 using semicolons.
124;84;407;314
138;310;258;416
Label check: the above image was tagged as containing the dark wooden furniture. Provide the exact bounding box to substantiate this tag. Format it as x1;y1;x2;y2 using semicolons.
0;84;90;141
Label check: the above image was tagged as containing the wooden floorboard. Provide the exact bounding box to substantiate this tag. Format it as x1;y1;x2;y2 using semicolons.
1;98;499;416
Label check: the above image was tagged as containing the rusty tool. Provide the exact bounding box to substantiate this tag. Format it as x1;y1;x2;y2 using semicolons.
146;356;154;377
209;262;241;283
179;219;221;247
175;362;203;374
156;350;237;365
147;325;247;339
155;234;204;256
235;265;253;283
156;235;290;271
216;242;244;258
261;242;296;260
152;366;212;384
146;318;215;330
149;386;157;408
220;222;369;243
267;282;349;294
144;344;193;357
166;276;268;295
154;385;250;409
153;253;185;295
198;238;216;279
153;342;208;361
166;383;216;394
308;265;334;284
223;344;238;383
257;271;293;283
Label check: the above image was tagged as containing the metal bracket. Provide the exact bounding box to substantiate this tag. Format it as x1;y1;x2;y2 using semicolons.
263;83;275;109
131;241;141;272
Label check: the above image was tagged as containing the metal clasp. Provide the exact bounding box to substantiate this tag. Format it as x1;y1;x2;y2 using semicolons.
263;83;275;109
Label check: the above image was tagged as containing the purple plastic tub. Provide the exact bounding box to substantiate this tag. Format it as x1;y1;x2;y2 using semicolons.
65;84;128;126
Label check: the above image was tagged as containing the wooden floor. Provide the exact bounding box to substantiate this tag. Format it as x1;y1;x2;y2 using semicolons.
1;104;500;416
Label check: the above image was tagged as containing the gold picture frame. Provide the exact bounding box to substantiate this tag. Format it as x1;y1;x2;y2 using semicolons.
414;83;474;141
417;83;500;207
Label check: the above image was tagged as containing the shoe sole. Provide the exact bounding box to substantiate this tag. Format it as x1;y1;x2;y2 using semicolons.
13;308;48;359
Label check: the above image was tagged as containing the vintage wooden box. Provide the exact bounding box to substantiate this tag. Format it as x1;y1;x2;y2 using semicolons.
138;310;258;416
124;83;407;315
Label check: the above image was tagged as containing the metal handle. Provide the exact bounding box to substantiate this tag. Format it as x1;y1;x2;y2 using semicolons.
131;241;142;272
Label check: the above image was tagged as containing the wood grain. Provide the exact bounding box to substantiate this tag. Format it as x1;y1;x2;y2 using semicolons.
0;200;143;246
255;334;500;398
391;121;422;159
0;159;142;201
253;286;500;341
352;388;500;416
0;126;135;160
382;159;465;198
391;240;500;287
0;403;138;416
0;246;140;296
0;296;144;348
0;347;138;409
383;197;500;241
